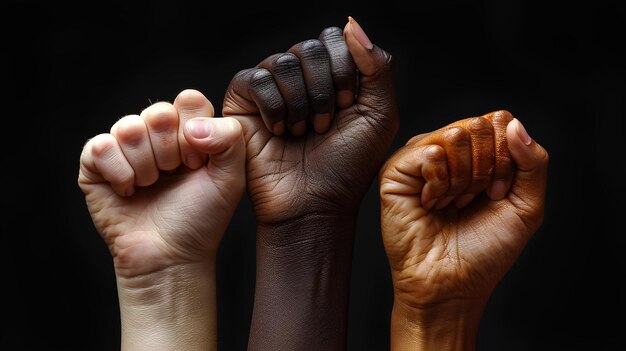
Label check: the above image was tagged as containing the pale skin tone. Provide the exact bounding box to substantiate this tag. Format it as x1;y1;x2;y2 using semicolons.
379;110;549;350
78;89;245;351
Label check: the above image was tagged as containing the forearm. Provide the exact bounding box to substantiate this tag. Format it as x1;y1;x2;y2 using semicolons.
248;215;357;351
116;262;217;351
390;297;487;351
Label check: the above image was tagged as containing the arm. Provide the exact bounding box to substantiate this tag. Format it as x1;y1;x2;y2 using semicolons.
390;299;484;351
379;112;549;350
223;17;398;350
117;263;218;350
78;89;246;350
249;218;357;350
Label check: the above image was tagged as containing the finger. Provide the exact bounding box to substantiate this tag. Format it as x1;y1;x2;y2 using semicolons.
223;68;286;135
379;144;448;212
343;16;398;131
140;102;181;171
258;53;309;136
79;133;135;197
288;39;335;134
173;89;215;169
319;26;357;108
110;115;158;187
483;110;515;200
505;118;549;233
406;133;429;146
454;117;495;208
184;117;246;177
418;126;472;209
419;145;450;211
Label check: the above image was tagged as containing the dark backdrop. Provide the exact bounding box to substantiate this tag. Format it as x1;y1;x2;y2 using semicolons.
3;1;623;350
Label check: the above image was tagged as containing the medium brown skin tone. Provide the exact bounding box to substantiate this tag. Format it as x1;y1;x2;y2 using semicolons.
379;110;549;350
223;18;398;350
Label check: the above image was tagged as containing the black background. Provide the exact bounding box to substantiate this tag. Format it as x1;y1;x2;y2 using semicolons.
2;1;623;350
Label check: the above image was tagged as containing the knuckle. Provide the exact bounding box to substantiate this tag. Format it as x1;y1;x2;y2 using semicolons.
483;110;515;132
492;109;515;123
111;115;145;144
273;53;300;74
250;68;273;87
90;134;117;158
295;39;324;51
443;126;471;146
298;39;328;60
143;103;177;131
320;26;343;39
423;144;446;162
466;116;494;134
175;89;206;106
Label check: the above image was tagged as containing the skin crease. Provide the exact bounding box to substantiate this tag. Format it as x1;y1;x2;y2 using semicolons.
223;22;398;227
379;110;549;350
222;19;398;350
78;89;245;351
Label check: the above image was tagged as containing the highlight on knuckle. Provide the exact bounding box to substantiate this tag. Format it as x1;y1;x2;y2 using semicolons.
145;104;177;132
467;116;493;135
113;117;145;145
274;53;300;75
320;26;343;39
423;144;446;163
443;126;470;147
300;40;328;60
249;69;274;89
91;135;116;158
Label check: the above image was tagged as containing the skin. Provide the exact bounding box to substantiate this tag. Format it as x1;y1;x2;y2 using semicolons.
222;18;398;350
78;89;245;351
379;110;549;350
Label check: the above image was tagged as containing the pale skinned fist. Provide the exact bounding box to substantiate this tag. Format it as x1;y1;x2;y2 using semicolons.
78;89;245;281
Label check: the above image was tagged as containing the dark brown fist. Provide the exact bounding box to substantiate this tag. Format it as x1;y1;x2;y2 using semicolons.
223;19;399;232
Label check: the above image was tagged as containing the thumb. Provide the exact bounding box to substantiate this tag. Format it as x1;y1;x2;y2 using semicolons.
343;16;397;123
183;117;245;175
506;118;550;231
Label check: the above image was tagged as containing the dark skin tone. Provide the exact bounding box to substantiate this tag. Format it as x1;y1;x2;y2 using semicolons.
223;19;398;350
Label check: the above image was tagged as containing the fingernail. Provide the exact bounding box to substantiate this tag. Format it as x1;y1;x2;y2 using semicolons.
489;180;508;200
455;193;476;208
313;113;331;134
187;153;203;169
348;16;373;50
514;118;532;146
186;119;212;139
273;121;285;135
292;120;306;136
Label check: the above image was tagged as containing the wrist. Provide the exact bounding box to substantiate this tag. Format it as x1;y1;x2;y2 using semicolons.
116;261;213;304
257;212;357;248
116;262;217;351
390;297;487;351
256;213;357;283
249;213;358;350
